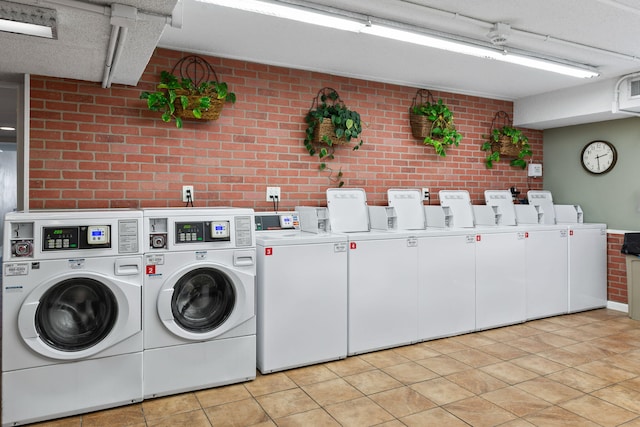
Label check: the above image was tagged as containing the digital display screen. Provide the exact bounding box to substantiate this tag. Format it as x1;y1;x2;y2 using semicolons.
183;224;192;229
91;230;103;237
53;229;63;235
215;225;224;230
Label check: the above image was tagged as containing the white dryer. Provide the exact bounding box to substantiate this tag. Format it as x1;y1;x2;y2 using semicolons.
2;209;143;426
255;211;348;373
142;208;256;398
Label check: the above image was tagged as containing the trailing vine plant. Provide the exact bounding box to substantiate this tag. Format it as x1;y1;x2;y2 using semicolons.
303;88;364;187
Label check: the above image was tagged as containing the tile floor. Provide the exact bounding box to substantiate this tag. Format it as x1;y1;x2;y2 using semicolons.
29;308;640;427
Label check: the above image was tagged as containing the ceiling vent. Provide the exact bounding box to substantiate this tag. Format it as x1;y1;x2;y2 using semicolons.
630;79;640;98
615;75;640;114
487;22;511;46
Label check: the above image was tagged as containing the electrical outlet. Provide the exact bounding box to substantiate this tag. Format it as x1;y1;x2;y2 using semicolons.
422;187;430;201
182;185;194;202
266;186;281;202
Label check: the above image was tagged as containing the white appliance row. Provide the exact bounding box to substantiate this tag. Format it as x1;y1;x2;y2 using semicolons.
2;208;256;426
282;188;607;358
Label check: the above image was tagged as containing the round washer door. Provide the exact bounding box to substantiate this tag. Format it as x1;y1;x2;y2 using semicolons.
18;270;141;360
157;263;253;340
35;277;118;351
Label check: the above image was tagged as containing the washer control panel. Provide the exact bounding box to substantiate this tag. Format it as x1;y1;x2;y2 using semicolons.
42;225;112;251
175;220;231;244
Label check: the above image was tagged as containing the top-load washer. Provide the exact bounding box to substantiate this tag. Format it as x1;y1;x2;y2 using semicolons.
142;208;256;398
527;191;607;313
255;210;348;373
440;190;526;330
388;189;476;341
2;209;143;426
326;188;418;355
511;202;569;320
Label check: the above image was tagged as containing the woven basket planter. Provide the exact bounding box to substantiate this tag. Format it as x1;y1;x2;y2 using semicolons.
312;118;347;146
498;134;522;157
174;91;225;121
409;113;431;139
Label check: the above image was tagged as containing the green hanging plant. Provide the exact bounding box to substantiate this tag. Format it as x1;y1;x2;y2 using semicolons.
410;97;462;157
304;88;364;187
481;125;532;169
140;67;236;129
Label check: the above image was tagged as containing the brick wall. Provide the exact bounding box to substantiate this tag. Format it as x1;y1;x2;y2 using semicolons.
27;47;629;305
29;48;543;211
608;232;627;303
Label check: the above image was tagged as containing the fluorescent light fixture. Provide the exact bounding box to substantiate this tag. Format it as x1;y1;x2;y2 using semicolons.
362;24;599;79
0;126;16;131
199;0;365;32
0;18;52;38
202;0;599;79
0;0;56;39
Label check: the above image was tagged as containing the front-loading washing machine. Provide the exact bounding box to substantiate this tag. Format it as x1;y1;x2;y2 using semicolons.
2;209;144;426
142;208;256;398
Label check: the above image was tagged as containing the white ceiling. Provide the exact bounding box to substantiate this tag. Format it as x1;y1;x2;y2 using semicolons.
159;0;640;100
1;0;640;139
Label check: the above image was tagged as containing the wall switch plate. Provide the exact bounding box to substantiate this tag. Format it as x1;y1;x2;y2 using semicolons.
422;187;430;201
266;186;281;202
182;185;194;202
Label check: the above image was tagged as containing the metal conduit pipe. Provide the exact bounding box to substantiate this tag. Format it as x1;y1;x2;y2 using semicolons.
40;0;177;88
296;0;640;63
101;24;121;88
104;26;128;88
41;0;175;24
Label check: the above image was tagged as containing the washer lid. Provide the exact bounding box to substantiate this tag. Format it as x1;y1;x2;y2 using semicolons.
326;188;370;232
527;190;556;224
439;190;475;228
484;190;517;226
387;189;426;230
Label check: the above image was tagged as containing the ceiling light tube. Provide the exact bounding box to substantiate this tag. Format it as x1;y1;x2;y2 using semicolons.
0;18;53;38
362;24;599;79
0;0;56;38
199;0;365;32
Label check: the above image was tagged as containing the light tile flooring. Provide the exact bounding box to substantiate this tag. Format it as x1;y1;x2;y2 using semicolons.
31;309;640;427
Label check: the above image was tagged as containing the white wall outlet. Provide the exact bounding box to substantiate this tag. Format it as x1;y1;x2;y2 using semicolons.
422;187;430;201
266;186;281;202
182;185;194;202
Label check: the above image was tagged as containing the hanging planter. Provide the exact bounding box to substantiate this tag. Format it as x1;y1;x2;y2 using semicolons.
303;87;364;187
409;89;462;157
481;111;532;169
140;55;236;128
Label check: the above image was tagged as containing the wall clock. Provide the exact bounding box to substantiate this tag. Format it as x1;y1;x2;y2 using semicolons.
581;140;617;175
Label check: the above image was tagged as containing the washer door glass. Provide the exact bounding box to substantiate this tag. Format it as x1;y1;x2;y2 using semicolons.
172;267;236;333
35;278;118;351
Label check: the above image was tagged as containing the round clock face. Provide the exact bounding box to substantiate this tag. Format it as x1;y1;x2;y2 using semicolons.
581;140;617;175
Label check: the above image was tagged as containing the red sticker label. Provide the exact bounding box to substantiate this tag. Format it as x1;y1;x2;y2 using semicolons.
525;232;529;238
265;247;273;256
570;230;574;236
146;265;156;275
350;242;357;250
476;235;481;242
